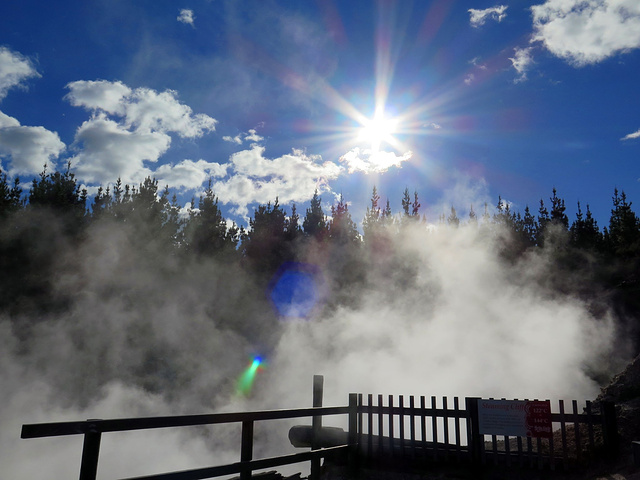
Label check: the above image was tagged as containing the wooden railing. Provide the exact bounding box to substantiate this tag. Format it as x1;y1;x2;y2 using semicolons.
21;395;358;480
20;378;618;480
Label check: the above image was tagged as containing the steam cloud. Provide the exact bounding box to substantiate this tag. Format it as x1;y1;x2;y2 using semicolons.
1;208;624;479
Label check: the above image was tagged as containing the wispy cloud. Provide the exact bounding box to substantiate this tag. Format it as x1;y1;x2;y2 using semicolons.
177;9;195;27
509;47;534;83
0;47;40;101
464;73;475;86
531;0;640;66
621;129;640;141
469;5;508;28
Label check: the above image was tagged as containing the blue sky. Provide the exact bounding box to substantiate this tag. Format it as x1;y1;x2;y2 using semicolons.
1;0;639;228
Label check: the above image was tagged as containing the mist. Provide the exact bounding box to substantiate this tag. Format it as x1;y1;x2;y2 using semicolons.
1;210;628;479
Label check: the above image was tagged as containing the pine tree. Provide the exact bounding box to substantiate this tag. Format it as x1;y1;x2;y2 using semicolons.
362;186;382;243
549;188;569;228
607;189;640;257
447;206;460;227
0;168;23;217
329;194;360;245
185;179;237;257
302;189;327;239
570;202;602;251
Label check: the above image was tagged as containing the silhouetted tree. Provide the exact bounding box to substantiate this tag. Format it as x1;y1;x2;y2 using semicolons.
329;194;360;245
243;198;289;274
549;188;569;229
0;168;23;217
570;202;602;251
186;180;238;258
607;189;640;258
302;189;327;240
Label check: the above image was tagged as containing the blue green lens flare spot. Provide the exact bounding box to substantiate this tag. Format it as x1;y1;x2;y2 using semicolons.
236;357;263;396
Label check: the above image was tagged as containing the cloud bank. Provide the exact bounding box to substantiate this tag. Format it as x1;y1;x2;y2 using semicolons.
65;80;218;187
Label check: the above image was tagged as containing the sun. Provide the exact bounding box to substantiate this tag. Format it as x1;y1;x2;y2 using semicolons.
357;110;398;152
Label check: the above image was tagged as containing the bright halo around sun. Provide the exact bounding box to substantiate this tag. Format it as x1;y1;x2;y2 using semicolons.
357;110;398;153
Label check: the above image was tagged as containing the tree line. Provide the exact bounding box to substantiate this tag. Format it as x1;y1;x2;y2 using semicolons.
1;164;639;354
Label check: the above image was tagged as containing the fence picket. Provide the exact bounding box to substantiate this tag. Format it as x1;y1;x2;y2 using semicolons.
409;396;416;460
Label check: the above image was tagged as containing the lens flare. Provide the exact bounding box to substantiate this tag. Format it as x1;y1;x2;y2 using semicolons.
236;357;263;396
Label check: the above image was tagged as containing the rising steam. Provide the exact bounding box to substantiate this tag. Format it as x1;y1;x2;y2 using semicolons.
1;208;626;479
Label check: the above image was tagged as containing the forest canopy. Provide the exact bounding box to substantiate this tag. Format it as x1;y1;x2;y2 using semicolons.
1;164;639;360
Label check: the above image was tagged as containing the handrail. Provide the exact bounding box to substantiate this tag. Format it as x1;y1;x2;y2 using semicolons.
21;405;350;438
21;395;359;480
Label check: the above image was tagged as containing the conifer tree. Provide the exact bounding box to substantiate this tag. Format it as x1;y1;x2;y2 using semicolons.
329;194;360;245
570;201;602;251
302;189;327;239
607;189;640;257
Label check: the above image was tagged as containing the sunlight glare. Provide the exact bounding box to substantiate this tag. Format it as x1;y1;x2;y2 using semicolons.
357;111;398;152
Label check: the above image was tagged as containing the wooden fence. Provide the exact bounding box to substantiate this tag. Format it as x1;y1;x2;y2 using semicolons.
353;394;618;472
20;377;618;480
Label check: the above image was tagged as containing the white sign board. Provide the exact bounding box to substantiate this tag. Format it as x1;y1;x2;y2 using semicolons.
478;399;552;438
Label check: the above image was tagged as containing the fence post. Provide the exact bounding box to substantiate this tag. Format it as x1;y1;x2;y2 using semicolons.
465;398;482;466
602;401;618;460
348;393;359;478
310;375;324;480
240;420;254;480
79;422;102;480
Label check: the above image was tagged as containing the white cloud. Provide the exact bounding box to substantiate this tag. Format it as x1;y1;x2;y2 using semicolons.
0;111;65;175
339;147;413;174
66;81;217;138
244;129;263;143
210;145;342;217
510;47;535;82
154;159;228;190
177;9;195;26
469;5;508;27
223;134;243;145
70;114;170;184
621;129;640;141
464;73;475;85
0;47;40;101
531;0;640;66
223;128;264;145
65;80;218;186
64;80;131;115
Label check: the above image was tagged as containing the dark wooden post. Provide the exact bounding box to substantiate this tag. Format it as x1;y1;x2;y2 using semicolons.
348;393;359;478
310;375;324;480
465;398;482;465
602;401;618;459
79;421;102;480
240;420;254;480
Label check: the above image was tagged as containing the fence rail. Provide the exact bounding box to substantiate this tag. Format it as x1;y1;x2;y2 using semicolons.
21;400;357;480
20;377;618;480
